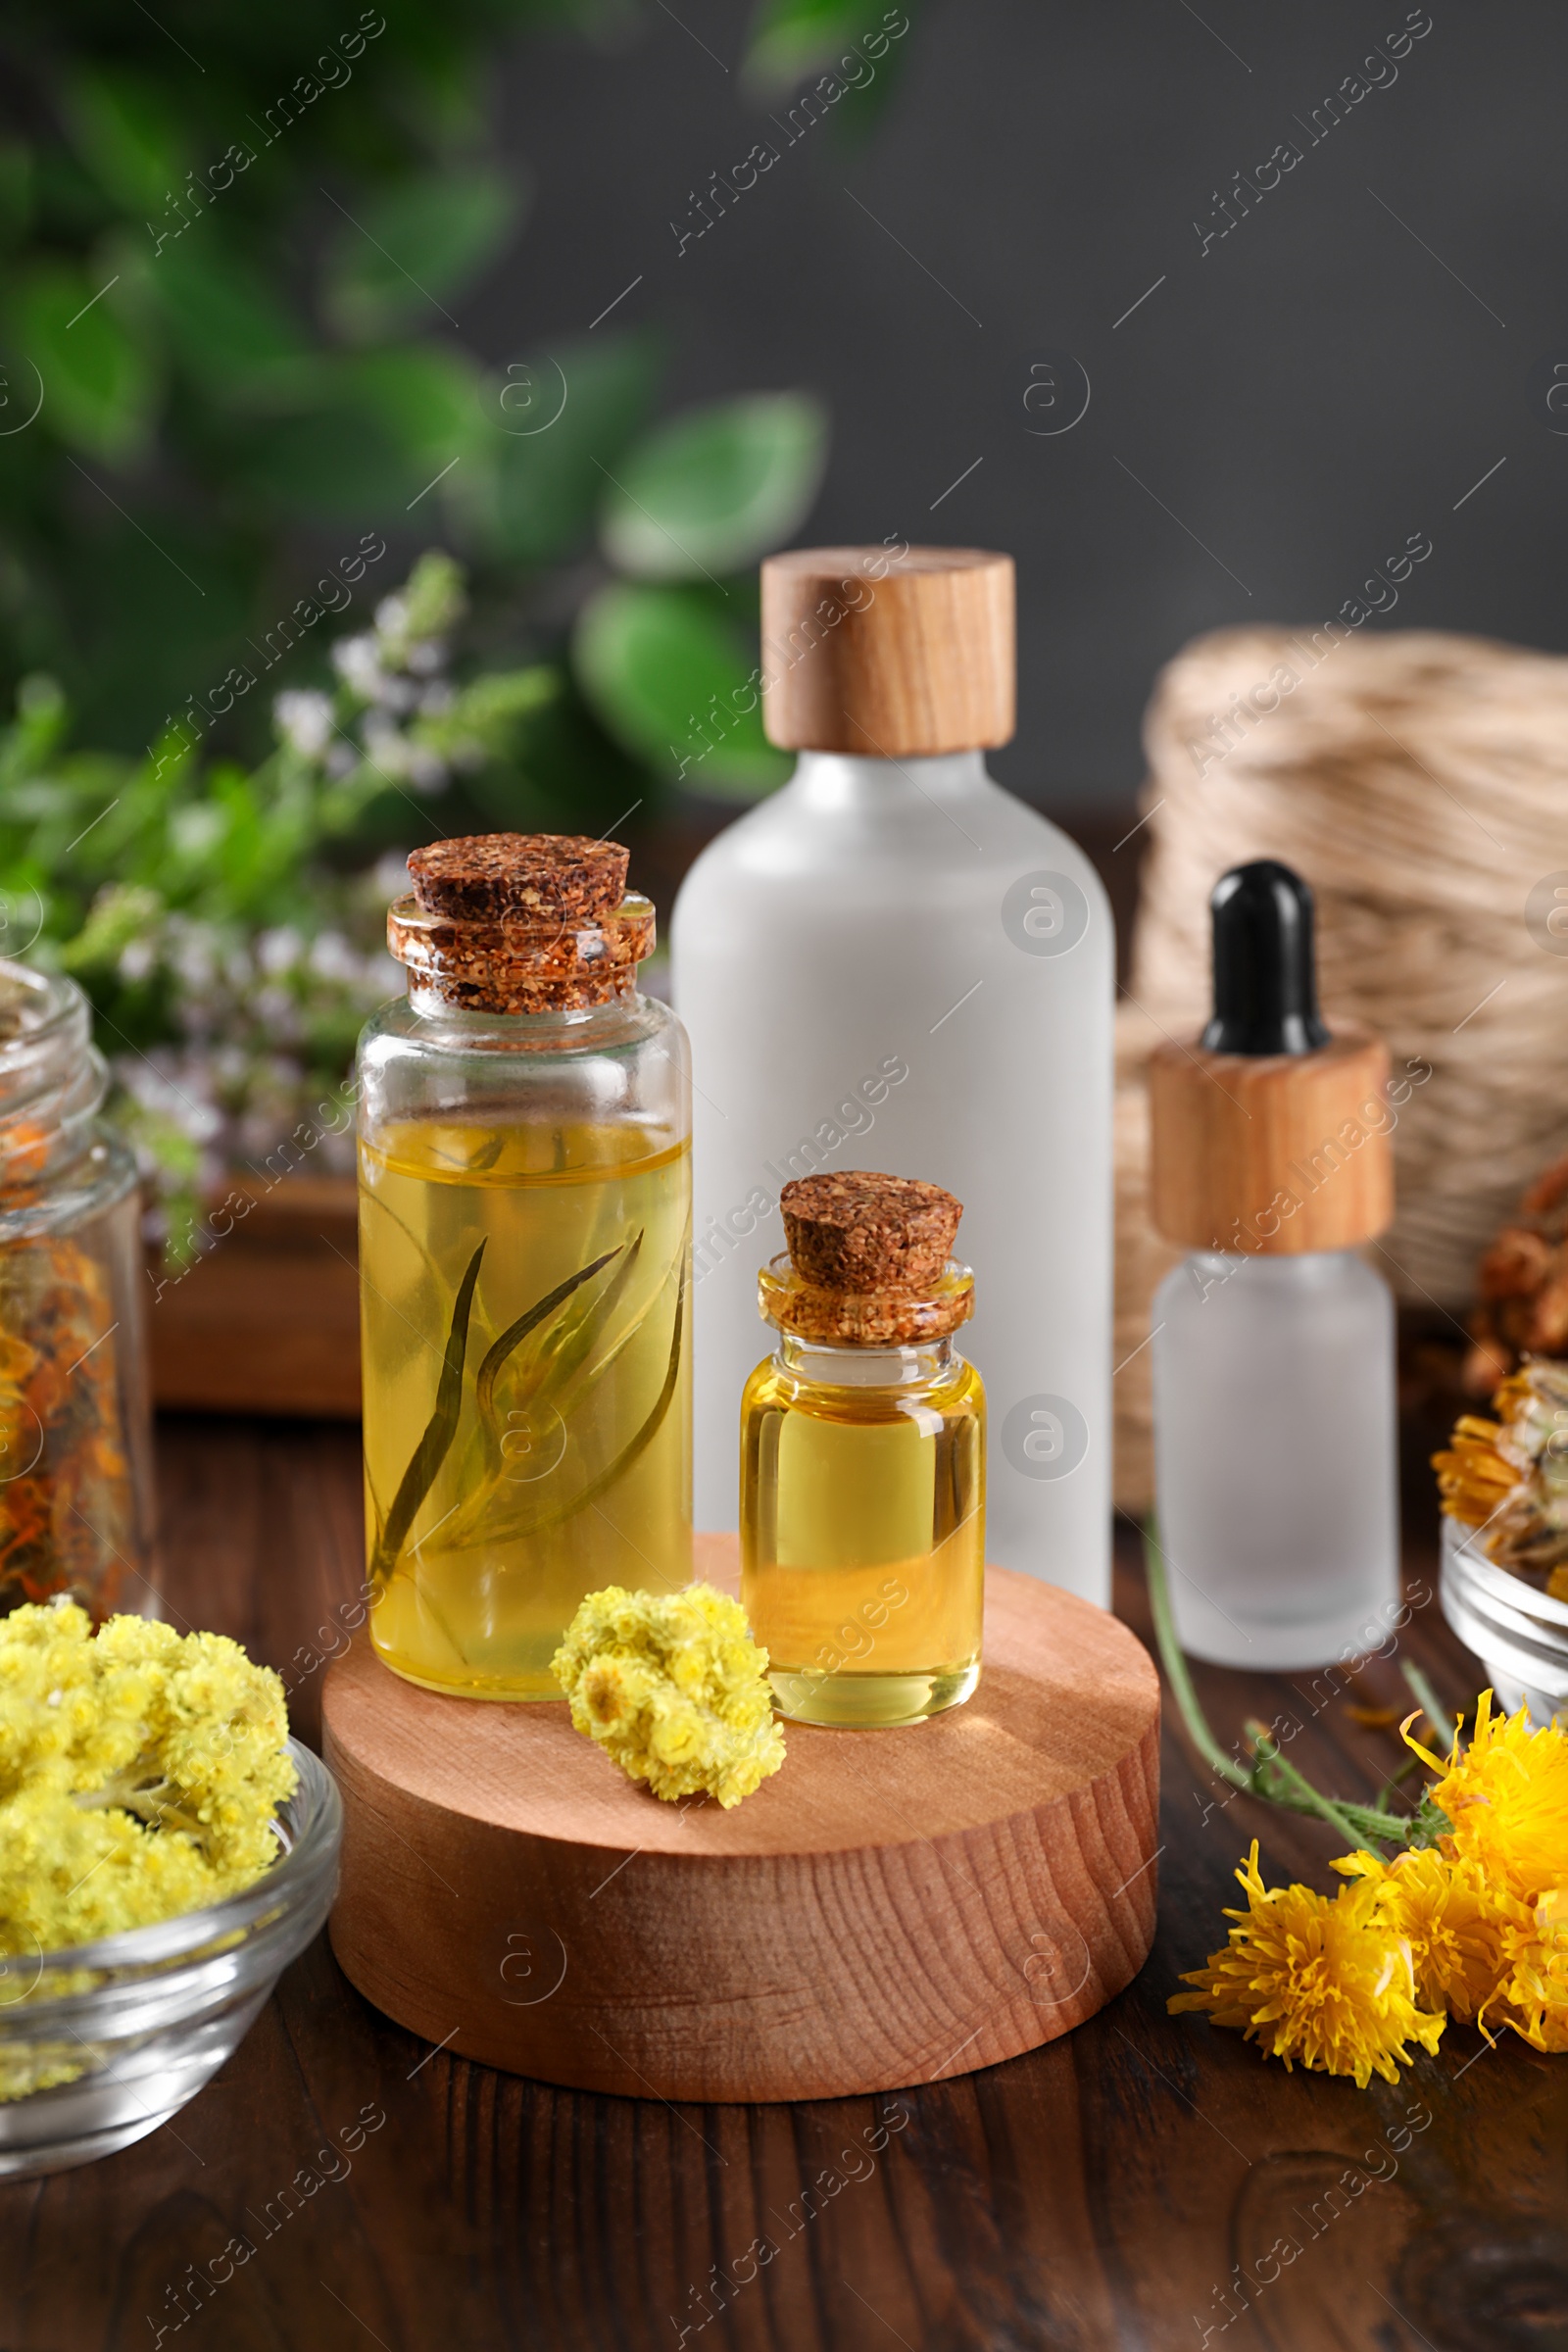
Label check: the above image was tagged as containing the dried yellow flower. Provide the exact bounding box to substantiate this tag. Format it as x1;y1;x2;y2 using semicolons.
0;1600;296;2100
0;1601;296;1961
551;1584;786;1809
1433;1358;1568;1576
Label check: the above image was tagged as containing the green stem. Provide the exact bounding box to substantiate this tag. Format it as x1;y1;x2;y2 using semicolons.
1335;1801;1414;1845
1244;1719;1394;1850
1142;1521;1251;1790
1373;1751;1423;1812
1399;1659;1453;1742
1143;1517;1415;1850
1249;1773;1411;1844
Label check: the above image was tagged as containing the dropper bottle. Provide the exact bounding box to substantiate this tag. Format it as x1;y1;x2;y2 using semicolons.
1148;860;1399;1670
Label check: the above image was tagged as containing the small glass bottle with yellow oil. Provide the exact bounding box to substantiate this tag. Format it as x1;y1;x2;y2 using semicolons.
740;1171;984;1727
356;832;692;1700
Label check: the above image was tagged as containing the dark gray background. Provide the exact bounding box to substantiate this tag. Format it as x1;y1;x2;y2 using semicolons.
477;0;1560;815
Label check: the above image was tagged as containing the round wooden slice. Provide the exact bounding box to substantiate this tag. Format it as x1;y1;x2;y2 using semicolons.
322;1537;1160;2103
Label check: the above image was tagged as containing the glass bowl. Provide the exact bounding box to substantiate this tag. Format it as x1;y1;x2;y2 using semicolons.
1440;1516;1568;1729
0;1740;341;2180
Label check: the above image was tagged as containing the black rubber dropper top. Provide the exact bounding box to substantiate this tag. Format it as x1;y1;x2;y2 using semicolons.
1200;859;1330;1055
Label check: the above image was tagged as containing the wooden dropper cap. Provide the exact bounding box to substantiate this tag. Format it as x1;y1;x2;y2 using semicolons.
760;546;1014;756
1148;861;1394;1254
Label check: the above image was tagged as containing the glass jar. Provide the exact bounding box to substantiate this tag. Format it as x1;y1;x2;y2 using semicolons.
356;866;692;1700
1441;1516;1568;1728
741;1255;985;1727
0;960;156;1620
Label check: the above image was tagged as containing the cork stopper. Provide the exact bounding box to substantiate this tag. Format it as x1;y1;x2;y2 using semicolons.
408;833;627;923
760;547;1014;757
782;1172;960;1290
763;1171;972;1345
388;832;650;1014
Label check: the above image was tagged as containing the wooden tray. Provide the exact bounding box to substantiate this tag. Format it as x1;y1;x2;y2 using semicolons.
149;1176;361;1418
322;1535;1160;2103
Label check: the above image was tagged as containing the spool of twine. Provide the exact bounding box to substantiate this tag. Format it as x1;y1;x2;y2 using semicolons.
1112;624;1568;1505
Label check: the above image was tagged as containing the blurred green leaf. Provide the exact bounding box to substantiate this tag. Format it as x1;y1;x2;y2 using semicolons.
348;342;484;470
143;237;307;398
232;406;409;518
233;345;481;517
742;0;915;97
60;512;261;755
62;69;187;214
0;674;68;781
324;167;525;341
486;331;659;566
600;392;827;580
11;265;158;462
572;581;788;794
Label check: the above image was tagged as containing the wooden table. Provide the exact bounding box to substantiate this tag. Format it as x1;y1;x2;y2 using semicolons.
3;1417;1563;2352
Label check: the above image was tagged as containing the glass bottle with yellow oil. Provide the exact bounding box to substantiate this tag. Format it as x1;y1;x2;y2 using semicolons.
356;832;691;1699
740;1171;984;1726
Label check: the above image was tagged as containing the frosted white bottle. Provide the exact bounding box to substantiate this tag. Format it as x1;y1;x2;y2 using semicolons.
1147;859;1400;1669
671;547;1113;1604
1152;1251;1398;1668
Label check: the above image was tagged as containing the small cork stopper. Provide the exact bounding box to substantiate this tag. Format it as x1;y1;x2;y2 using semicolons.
769;1171;969;1344
782;1172;961;1291
760;546;1014;757
408;833;628;923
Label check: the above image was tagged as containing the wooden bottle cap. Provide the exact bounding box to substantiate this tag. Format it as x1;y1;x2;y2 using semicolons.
1148;1026;1395;1254
760;546;1014;756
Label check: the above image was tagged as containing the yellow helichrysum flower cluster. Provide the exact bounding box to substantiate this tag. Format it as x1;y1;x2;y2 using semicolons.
1172;1693;1568;2080
551;1584;786;1809
0;1600;297;1961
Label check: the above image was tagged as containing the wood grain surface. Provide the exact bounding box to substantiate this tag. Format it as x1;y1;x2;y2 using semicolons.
323;1540;1159;2100
148;1177;361;1419
2;1414;1564;2351
1148;1026;1394;1253
759;546;1014;755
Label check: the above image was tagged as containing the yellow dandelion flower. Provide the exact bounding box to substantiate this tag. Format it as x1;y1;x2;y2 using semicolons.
1491;1886;1568;2053
551;1583;786;1809
1169;1842;1445;2087
1333;1845;1516;2021
1404;1692;1568;1903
